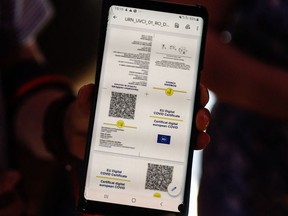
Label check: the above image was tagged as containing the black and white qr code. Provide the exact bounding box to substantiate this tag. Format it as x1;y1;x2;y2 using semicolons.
109;91;137;119
145;163;174;192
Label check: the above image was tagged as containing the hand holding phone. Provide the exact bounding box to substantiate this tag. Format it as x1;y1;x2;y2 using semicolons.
78;0;208;215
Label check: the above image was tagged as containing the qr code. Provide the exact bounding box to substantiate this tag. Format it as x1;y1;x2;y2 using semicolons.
145;163;174;192
109;91;137;119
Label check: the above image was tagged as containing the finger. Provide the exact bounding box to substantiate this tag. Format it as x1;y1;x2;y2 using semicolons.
68;83;94;134
199;83;209;107
65;84;95;159
77;83;94;116
67;134;87;160
195;107;211;131
195;131;210;150
65;101;89;159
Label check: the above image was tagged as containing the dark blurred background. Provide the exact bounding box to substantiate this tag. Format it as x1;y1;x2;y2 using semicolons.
38;0;101;78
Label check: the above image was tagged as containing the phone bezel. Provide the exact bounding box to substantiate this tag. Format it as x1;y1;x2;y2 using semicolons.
78;0;208;215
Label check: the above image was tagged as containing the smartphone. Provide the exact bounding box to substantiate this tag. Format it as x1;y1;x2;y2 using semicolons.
78;0;208;215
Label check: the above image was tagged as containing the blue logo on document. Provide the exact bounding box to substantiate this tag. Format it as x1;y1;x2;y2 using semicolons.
157;134;171;145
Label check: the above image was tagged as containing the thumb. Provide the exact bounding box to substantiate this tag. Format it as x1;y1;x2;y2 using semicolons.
77;83;94;116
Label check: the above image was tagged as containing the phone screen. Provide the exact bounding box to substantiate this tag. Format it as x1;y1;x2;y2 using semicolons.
82;1;206;214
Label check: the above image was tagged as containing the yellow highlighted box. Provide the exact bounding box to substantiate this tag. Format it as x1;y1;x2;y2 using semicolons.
96;175;131;183
150;115;183;122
